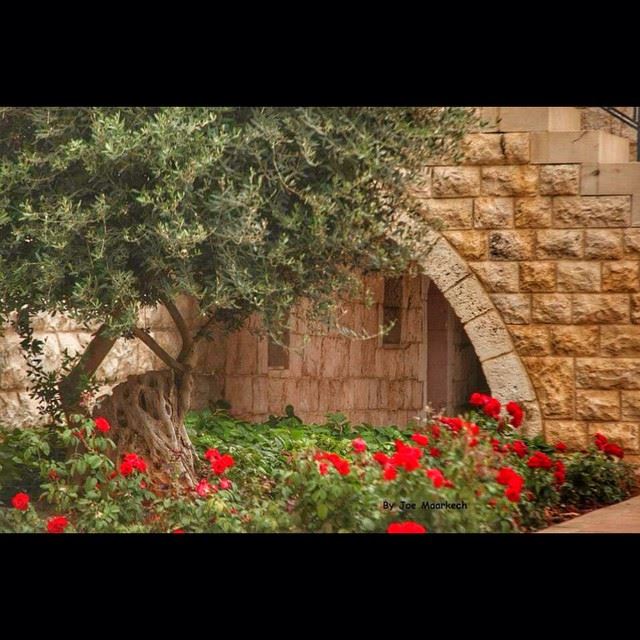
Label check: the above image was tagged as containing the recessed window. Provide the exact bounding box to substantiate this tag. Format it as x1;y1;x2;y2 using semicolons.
268;329;290;369
382;276;403;346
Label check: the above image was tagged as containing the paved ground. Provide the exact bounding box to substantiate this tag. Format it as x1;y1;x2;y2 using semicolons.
540;495;640;533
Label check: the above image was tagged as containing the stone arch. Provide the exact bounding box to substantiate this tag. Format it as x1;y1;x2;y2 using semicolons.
417;232;543;436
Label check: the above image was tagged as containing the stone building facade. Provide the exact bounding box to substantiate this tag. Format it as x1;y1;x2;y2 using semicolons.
2;106;640;462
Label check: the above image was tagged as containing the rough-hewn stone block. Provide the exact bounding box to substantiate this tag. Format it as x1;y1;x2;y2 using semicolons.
481;166;538;196
576;358;640;389
601;325;640;356
587;422;639;452
420;198;473;228
490;294;531;324
423;238;471;292
545;420;588;449
623;229;640;257
519;262;556;292
532;294;571;323
509;325;551;356
522;356;574;418
536;230;583;259
602;261;640;292
469;262;519;292
584;229;623;259
576;390;620;420
463;133;529;165
488;231;534;260
556;262;601;292
514;197;553;228
474;197;514;228
622;391;640;420
632;294;640;324
550;325;599;356
539;165;580;196
553;196;631;227
442;230;487;260
432;167;481;197
572;294;629;323
443;276;493;324
482;352;536;403
463;311;514;362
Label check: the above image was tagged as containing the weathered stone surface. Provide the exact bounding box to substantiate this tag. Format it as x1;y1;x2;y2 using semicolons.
572;294;629;323
463;133;530;165
539;165;580;196
491;294;531;324
632;294;640;324
481;166;538;196
623;229;640;256
532;294;571;323
522;356;574;418
622;391;640;419
576;390;620;420
602;261;640;292
553;196;631;227
442;231;487;260
469;262;519;292
420;198;473;228
556;262;601;292
443;276;493;324
473;197;514;228
481;352;536;403
584;229;623;259
519;262;556;292
550;325;599;356
545;420;588;449
576;358;640;389
536;230;583;259
509;325;550;356
488;231;534;260
587;422;639;452
463;311;514;362
601;325;640;356
514;197;552;228
520;399;543;437
432;167;480;197
423;238;470;292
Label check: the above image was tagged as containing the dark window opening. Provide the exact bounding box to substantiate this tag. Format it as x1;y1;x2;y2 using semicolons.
382;276;403;345
268;329;290;369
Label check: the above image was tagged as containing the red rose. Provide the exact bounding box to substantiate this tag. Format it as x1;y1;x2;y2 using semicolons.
11;492;29;511
554;460;566;485
204;448;221;461
334;459;350;476
134;458;147;473
352;437;367;453
387;521;427;534
390;443;422;472
496;467;517;485
425;468;445;488
468;437;479;447
318;462;329;475
526;451;553;470
430;424;441;439
373;452;390;466
119;460;134;476
219;478;233;490
411;433;429;447
469;393;490;406
212;454;235;475
383;464;398;481
506;401;524;427
511;440;528;458
47;515;69;534
603;443;624;459
594;433;608;450
196;479;211;497
94;416;111;433
172;529;185;534
444;479;455;488
482;397;501;419
429;447;441;458
439;417;463;432
505;485;521;502
491;438;504;453
555;441;568;453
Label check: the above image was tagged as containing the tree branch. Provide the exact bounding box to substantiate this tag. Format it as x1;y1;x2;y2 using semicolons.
181;312;217;365
132;327;186;373
163;298;193;361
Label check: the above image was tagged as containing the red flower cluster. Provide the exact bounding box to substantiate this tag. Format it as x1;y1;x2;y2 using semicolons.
94;416;111;433
439;416;463;432
315;451;350;475
553;460;566;485
387;521;427;534
429;447;441;458
411;433;429;447
527;451;553;470
496;467;525;502
425;468;453;489
205;449;236;475
511;440;528;459
469;393;501;419
555;441;567;453
506;401;524;428
196;478;213;497
119;453;148;476
47;515;69;534
352;438;367;453
11;492;29;511
594;433;624;458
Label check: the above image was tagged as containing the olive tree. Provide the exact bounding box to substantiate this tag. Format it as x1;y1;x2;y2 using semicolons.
0;107;474;485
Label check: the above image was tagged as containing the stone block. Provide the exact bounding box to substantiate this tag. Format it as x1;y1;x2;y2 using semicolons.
469;262;518;293
539;165;580;196
601;325;640;356
463;311;514;362
531;294;571;323
536;230;583;259
622;391;640;420
632;294;640;324
584;230;623;259
553;196;630;227
443;276;493;324
556;262;601;292
587;422;639;452
522;356;574;418
432;167;481;197
575;390;620;420
462;132;529;165
602;261;640;292
550;325;599;356
481;352;536;403
545;420;588;449
490;294;531;324
473;197;514;228
519;262;556;292
423;238;470;292
576;358;640;389
481;166;538;196
514;197;553;228
419;198;473;228
623;229;640;257
488;230;534;260
572;294;629;323
442;230;487;260
509;325;550;356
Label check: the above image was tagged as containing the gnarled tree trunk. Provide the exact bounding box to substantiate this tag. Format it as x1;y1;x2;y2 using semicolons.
95;368;198;487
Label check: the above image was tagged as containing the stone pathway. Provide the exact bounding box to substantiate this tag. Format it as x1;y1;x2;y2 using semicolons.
539;495;640;533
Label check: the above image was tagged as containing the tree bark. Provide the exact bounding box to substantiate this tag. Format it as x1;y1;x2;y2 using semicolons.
95;367;198;488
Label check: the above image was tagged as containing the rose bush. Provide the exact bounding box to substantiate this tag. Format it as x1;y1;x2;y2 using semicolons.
0;396;636;533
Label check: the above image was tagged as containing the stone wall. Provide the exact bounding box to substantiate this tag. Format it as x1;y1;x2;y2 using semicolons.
222;274;426;426
580;107;637;160
418;127;640;462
